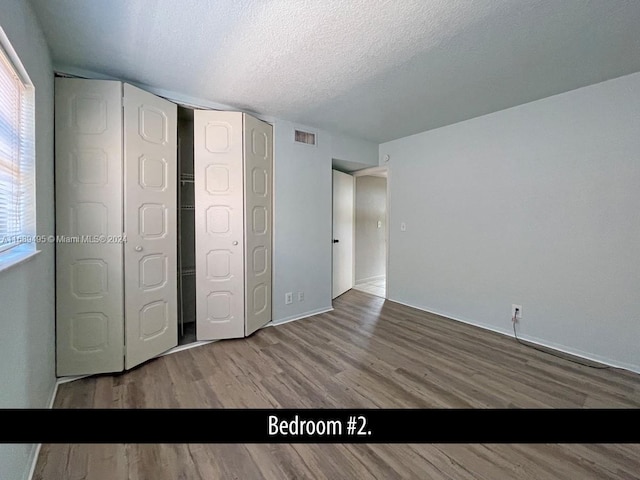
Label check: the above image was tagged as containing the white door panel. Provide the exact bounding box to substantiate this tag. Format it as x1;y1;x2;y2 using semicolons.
123;83;177;369
55;78;125;376
194;111;245;340
243;114;273;336
332;169;354;299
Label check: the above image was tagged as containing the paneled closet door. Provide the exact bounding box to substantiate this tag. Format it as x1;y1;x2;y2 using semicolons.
55;78;125;376
123;83;178;369
243;114;273;336
194;110;245;340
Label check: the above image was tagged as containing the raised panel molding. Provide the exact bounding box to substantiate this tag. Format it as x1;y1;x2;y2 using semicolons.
139;300;169;339
138;105;168;145
205;206;231;235
205;122;231;153
71;94;107;135
252;206;267;235
207;292;232;321
71;259;108;299
252;284;268;315
205;165;230;194
251;129;268;160
252;246;267;276
72;149;108;186
206;250;232;280
139;254;168;290
70;313;109;353
139;203;167;239
139;155;167;190
251;167;267;197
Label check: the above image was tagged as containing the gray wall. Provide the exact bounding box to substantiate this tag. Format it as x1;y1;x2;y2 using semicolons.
331;131;379;171
381;71;640;372
272;121;378;323
355;176;386;283
272;120;333;323
0;0;56;479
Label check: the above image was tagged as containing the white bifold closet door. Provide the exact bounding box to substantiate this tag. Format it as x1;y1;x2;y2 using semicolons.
243;113;273;336
55;78;177;376
56;79;125;375
194;111;272;341
123;83;178;369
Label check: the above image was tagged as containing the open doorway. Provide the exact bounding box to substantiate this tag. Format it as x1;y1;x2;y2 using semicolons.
353;167;388;298
332;169;354;299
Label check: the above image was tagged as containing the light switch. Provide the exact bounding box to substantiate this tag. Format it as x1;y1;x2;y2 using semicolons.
400;222;406;232
377;220;382;229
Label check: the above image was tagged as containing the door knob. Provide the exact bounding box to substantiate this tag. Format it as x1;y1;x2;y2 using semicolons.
333;239;339;244
232;241;239;246
135;245;143;252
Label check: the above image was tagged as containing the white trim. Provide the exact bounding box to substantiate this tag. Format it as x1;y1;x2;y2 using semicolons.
47;382;59;409
352;165;388;177
55;374;91;385
388;297;640;374
0;27;32;85
26;377;59;480
384;166;391;301
0;247;39;273
26;444;40;480
269;306;334;326
160;339;215;356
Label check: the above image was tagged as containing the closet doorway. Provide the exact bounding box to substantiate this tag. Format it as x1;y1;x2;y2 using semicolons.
353;167;388;299
177;107;196;345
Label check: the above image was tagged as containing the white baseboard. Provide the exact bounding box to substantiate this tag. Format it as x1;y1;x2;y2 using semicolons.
55;374;91;385
269;306;334;327
26;377;59;480
389;297;640;375
161;339;215;356
26;444;40;480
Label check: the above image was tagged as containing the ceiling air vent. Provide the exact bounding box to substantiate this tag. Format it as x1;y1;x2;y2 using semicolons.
294;129;316;146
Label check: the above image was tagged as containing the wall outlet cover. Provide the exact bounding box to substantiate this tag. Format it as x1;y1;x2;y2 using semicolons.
512;304;523;320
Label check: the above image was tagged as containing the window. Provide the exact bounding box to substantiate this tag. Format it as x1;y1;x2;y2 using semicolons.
0;29;36;271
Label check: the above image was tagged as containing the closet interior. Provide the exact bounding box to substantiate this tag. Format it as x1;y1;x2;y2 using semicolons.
177;106;196;345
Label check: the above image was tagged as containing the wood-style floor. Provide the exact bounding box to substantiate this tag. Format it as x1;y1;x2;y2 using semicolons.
35;290;640;479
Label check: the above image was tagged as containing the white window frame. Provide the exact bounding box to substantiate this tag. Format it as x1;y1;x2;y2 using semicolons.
0;27;38;273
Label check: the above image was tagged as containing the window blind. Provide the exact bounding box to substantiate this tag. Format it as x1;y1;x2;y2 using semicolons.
0;42;35;255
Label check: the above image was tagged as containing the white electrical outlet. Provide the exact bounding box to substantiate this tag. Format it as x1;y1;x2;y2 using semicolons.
512;304;523;320
298;291;304;302
285;292;293;305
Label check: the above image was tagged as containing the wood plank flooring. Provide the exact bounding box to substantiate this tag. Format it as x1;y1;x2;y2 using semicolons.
35;290;640;479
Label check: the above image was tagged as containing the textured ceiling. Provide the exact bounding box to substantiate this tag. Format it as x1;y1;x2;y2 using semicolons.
28;0;640;143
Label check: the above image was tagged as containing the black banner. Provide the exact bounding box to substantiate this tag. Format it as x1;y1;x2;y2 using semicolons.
1;409;639;443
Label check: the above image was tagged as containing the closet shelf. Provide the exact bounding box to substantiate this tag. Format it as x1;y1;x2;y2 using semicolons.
181;268;196;276
181;205;195;210
180;173;195;184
